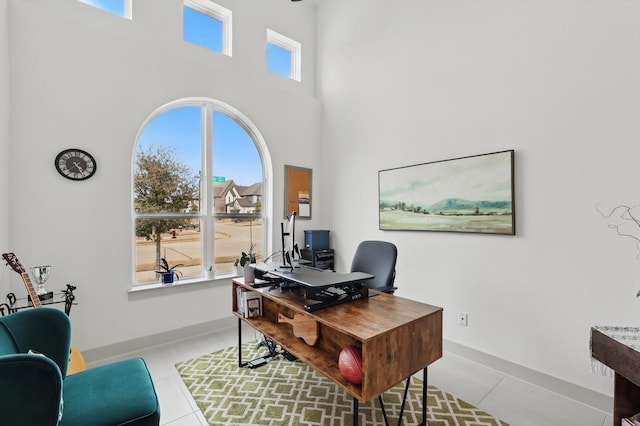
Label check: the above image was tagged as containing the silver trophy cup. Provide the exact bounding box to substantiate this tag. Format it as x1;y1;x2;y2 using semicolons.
30;265;51;295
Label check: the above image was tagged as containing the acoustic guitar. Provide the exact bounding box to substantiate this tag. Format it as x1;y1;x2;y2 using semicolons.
277;312;319;346
2;252;87;375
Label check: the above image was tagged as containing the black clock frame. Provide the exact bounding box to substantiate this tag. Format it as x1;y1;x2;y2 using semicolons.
54;148;97;181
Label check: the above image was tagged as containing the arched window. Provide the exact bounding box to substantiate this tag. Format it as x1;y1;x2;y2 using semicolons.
133;98;271;284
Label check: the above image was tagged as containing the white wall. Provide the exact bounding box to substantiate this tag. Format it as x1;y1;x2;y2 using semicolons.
317;0;640;397
7;0;321;351
0;2;9;294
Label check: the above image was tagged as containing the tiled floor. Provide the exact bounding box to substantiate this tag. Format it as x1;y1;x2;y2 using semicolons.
90;323;613;426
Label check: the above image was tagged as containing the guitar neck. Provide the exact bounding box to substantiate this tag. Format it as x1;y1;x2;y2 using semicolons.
20;273;42;308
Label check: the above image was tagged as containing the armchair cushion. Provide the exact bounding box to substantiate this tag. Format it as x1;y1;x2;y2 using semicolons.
60;358;160;426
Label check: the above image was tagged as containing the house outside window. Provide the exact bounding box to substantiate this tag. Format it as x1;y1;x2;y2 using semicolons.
133;99;269;284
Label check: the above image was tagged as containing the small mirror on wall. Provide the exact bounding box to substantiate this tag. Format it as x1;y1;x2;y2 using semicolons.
285;165;312;219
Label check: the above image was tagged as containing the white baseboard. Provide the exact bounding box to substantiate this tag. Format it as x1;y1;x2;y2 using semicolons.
82;316;237;364
443;339;612;414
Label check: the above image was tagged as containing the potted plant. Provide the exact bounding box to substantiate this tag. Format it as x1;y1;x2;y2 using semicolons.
234;244;256;282
156;257;183;284
234;243;256;267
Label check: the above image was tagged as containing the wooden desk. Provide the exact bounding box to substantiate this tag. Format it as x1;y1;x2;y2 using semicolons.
233;279;443;424
591;326;640;424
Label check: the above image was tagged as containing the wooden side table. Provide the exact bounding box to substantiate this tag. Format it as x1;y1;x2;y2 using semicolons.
591;326;640;424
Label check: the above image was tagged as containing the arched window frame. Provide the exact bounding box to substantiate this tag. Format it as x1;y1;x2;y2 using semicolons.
131;97;273;287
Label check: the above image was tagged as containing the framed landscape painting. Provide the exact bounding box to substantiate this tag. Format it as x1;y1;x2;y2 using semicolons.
378;150;515;234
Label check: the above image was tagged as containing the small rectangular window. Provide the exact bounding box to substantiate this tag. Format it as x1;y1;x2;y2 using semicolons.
78;0;132;19
267;44;292;78
184;0;232;56
267;29;301;82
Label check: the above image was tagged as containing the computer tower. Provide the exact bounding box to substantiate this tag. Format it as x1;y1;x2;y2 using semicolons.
301;249;334;270
304;230;330;251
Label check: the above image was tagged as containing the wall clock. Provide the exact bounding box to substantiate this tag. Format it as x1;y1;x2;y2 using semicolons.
54;148;97;181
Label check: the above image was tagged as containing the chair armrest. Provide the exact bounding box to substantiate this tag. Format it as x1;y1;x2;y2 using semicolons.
0;353;63;425
0;308;72;376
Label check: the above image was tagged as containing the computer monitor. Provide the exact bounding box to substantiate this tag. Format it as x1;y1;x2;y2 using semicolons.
280;211;298;271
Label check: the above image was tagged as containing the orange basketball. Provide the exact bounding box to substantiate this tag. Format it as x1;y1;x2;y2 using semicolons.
338;345;363;384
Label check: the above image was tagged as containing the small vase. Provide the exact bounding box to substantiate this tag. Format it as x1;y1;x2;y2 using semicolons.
243;264;255;284
162;272;175;284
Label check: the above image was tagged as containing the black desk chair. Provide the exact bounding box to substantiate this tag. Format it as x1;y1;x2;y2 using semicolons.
350;240;398;293
351;240;410;425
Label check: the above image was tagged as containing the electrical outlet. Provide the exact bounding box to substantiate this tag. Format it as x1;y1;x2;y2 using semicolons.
457;312;468;326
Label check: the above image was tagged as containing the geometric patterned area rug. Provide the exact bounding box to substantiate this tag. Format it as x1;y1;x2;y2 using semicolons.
176;342;509;426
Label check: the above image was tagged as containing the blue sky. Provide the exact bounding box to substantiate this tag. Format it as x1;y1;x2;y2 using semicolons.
138;108;263;187
79;0;125;16
183;6;223;52
267;44;292;77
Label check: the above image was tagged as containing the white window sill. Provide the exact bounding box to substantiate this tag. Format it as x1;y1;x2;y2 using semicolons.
128;271;240;293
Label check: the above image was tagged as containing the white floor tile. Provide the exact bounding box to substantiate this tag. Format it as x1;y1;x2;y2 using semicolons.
142;348;179;380
478;376;609;426
175;368;201;412
429;352;504;406
195;410;208;424
161;412;207;426
154;373;198;425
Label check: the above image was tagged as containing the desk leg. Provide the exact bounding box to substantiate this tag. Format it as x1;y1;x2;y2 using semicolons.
353;397;359;426
237;318;243;368
419;367;428;426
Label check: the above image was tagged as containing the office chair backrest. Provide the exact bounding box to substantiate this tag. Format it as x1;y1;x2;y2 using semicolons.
350;240;397;293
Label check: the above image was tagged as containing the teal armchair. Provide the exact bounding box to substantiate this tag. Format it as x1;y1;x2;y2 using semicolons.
0;308;160;426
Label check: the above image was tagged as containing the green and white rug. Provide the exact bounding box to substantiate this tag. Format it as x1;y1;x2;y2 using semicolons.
176;342;508;426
